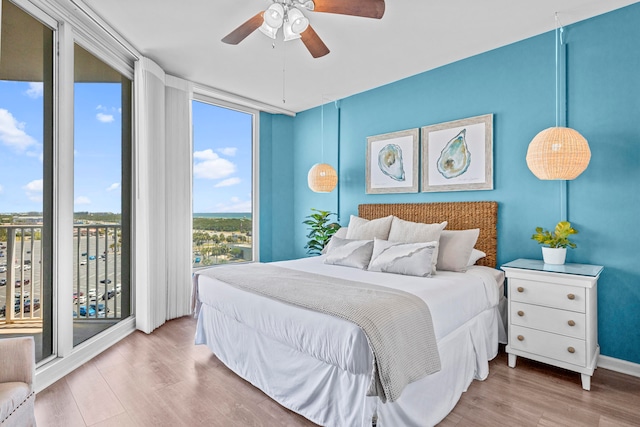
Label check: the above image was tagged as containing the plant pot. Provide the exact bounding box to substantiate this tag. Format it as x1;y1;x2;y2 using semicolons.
542;247;566;265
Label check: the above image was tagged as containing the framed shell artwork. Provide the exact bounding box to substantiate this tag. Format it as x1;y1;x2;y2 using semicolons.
421;114;493;192
366;128;419;194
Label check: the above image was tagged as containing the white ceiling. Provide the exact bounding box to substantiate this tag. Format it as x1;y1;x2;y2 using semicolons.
83;0;637;115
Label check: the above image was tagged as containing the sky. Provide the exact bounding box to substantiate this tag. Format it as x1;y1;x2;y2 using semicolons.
192;101;253;214
0;81;253;215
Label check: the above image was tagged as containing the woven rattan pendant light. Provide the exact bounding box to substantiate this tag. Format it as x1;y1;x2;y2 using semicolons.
308;163;337;192
526;127;591;180
526;14;591;180
308;101;338;192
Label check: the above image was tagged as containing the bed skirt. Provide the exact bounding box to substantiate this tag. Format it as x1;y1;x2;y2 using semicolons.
195;302;502;427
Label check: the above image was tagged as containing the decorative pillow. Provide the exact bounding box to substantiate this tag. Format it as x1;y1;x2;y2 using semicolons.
345;215;393;240
368;238;437;277
387;217;447;274
467;248;487;267
437;229;480;272
321;227;349;254
324;237;374;269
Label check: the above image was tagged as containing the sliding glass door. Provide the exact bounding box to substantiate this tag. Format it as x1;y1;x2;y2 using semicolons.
0;0;54;362
72;44;132;346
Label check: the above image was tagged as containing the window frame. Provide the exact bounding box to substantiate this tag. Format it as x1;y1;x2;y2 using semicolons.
191;92;260;264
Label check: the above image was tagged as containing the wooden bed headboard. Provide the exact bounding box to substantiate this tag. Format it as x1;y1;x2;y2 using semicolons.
358;201;498;268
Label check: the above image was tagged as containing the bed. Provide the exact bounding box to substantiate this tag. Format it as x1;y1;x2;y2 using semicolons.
194;201;507;427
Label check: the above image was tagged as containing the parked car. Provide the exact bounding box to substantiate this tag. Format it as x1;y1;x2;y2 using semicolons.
0;279;6;286
100;279;112;284
80;260;87;265
0;266;6;273
24;260;31;265
73;292;86;304
79;303;107;317
88;255;96;260
20;298;40;313
102;289;116;300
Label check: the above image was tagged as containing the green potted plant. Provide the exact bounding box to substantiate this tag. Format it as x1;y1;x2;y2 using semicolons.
303;209;340;255
531;221;578;265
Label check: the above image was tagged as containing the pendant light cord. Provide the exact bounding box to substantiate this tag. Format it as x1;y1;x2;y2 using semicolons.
555;12;568;221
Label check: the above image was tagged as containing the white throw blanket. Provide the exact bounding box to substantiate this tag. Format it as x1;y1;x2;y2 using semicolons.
197;263;441;402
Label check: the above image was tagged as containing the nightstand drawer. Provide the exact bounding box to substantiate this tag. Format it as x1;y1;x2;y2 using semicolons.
510;278;585;312
511;302;586;339
510;325;586;367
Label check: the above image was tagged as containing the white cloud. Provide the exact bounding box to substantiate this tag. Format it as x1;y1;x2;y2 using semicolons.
75;196;91;205
217;147;237;156
25;82;44;99
214;177;241;188
216;197;252;213
106;183;120;192
0;109;38;151
23;179;43;202
96;113;114;123
24;179;42;192
193;149;236;179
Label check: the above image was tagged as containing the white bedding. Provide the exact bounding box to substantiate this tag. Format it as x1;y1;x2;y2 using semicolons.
195;256;506;427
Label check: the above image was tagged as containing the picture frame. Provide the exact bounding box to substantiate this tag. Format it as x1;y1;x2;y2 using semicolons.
421;114;493;192
366;128;419;194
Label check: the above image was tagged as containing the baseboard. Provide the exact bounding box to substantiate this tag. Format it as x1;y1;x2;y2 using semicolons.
598;355;640;378
35;317;137;393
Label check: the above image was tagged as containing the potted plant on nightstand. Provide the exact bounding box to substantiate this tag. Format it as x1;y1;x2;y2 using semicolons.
531;221;578;265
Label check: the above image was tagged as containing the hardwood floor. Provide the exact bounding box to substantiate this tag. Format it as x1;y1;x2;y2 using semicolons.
35;316;640;426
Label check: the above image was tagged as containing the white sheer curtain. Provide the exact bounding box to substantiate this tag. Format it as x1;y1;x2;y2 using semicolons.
134;56;166;333
165;75;193;320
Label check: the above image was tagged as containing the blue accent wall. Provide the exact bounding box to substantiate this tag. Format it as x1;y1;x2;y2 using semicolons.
260;4;640;364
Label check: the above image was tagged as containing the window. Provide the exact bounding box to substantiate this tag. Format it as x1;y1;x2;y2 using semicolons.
72;43;132;345
191;100;255;266
0;0;54;362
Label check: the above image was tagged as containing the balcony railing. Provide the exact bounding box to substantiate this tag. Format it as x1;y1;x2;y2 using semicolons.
0;224;123;326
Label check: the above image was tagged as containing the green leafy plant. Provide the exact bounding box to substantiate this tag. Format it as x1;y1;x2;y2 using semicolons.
303;209;340;255
531;221;578;249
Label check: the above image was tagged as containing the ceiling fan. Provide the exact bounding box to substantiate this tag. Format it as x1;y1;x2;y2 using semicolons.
221;0;386;58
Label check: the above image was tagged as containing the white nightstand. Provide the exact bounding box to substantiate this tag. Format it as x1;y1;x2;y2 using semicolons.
501;259;603;391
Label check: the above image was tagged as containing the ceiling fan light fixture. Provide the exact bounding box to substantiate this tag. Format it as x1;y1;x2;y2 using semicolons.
258;21;278;39
288;7;310;34
263;3;285;28
283;21;301;41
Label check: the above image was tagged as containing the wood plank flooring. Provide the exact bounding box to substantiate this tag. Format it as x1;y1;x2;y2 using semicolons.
35;316;640;426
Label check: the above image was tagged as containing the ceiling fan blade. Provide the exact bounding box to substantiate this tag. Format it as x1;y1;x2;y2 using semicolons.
221;12;264;45
300;25;330;58
312;0;385;19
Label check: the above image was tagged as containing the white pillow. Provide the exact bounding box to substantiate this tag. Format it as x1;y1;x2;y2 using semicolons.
387;217;447;274
437;229;480;272
345;215;393;240
368;238;437;277
324;237;374;270
321;227;348;254
467;248;487;267
333;227;348;239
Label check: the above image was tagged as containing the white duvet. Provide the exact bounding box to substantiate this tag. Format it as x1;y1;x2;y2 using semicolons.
195;256;505;427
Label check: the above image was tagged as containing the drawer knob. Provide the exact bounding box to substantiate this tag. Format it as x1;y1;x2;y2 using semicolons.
568;347;575;354
567;293;576;300
517;310;525;317
568;320;576;327
517;335;525;341
517;287;524;293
